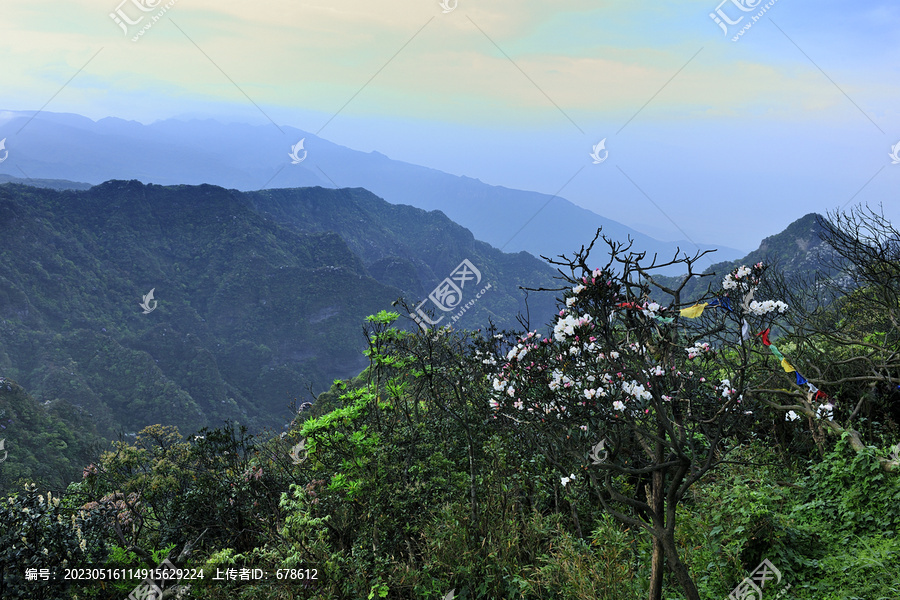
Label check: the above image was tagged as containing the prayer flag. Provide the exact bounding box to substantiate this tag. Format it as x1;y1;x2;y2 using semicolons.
680;303;708;318
707;297;733;311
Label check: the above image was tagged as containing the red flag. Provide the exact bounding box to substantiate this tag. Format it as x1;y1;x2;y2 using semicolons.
757;328;771;346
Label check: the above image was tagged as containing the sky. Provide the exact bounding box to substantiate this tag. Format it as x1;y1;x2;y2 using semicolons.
1;0;898;251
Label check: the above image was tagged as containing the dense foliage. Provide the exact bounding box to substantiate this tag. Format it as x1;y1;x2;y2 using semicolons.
0;180;557;452
1;207;898;599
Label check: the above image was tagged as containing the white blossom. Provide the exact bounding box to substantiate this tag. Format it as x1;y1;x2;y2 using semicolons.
817;403;834;420
686;342;711;359
748;300;788;316
622;380;652;401
553;313;593;342
718;379;736;399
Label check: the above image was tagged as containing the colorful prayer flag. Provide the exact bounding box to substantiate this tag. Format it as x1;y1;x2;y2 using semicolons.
679;303;708;318
707;297;733;311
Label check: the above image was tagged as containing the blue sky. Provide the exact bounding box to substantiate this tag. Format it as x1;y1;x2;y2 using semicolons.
1;0;898;251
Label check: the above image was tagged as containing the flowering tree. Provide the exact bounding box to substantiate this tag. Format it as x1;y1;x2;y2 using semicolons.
481;235;800;600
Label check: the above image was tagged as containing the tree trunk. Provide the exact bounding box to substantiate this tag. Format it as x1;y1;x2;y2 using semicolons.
662;528;700;600
647;465;665;600
649;533;664;600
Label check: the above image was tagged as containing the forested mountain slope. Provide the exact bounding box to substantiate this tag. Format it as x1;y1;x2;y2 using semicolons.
0;181;558;446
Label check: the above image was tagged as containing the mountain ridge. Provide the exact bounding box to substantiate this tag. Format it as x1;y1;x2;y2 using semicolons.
653;212;834;302
0;110;745;268
0;180;559;443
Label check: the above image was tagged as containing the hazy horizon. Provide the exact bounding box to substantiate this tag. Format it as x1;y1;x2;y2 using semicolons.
2;0;898;250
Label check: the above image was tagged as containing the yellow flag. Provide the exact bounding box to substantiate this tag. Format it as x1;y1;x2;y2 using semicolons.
679;303;708;319
781;358;795;373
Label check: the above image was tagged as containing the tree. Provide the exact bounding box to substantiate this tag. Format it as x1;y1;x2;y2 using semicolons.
285;311;489;596
481;233;799;600
76;423;282;567
764;205;900;470
284;310;561;598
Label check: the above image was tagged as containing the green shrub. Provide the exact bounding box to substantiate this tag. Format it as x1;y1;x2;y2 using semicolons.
0;483;108;599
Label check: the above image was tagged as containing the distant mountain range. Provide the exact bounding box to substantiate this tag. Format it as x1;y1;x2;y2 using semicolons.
0;110;743;267
0;180;559;445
